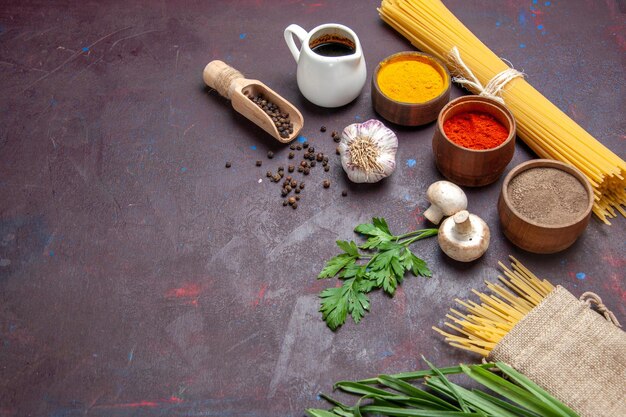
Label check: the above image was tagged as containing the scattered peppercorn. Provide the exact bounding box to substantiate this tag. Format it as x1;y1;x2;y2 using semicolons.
288;196;296;205
336;147;340;155
256;160;262;166
225;162;232;168
292;202;298;209
288;152;295;159
309;146;315;153
303;168;310;175
296;144;302;151
323;179;331;188
290;179;297;188
267;151;274;159
320;126;327;132
295;195;300;201
299;182;305;189
283;200;289;206
295;188;300;194
266;171;272;177
310;160;317;167
297;166;304;173
290;143;296;150
324;166;330;172
303;142;309;149
342;190;348;197
288;165;295;173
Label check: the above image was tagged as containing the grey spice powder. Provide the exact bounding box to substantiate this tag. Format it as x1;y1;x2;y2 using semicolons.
508;167;589;226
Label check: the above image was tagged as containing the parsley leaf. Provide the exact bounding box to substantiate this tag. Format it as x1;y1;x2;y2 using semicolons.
317;218;438;330
320;278;370;331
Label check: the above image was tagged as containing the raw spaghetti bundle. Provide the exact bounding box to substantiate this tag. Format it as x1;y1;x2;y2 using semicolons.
434;256;626;417
379;0;626;224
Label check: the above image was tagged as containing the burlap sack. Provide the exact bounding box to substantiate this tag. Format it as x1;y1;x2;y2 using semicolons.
489;285;626;417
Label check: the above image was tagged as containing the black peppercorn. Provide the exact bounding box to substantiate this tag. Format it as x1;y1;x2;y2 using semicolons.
302;142;309;149
323;179;331;188
267;151;274;159
290;143;296;150
296;144;302;151
225;162;232;168
310;160;317;167
256;160;262;166
292;202;298;209
324;166;330;172
303;168;310;175
342;190;348;197
288;165;295;173
320;126;326;132
288;152;295;159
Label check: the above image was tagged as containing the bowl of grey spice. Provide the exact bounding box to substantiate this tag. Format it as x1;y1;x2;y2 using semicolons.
498;159;594;254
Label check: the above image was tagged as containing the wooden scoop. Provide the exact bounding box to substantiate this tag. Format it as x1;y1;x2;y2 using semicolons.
203;60;303;143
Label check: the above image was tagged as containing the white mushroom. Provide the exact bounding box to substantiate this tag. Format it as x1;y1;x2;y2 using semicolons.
423;181;468;225
438;210;490;262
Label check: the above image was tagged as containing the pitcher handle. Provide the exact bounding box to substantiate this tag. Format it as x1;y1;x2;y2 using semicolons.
284;24;308;62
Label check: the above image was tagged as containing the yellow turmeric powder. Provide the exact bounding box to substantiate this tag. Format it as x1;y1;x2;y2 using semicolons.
377;56;446;103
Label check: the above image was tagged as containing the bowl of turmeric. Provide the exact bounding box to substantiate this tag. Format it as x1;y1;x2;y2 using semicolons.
372;51;451;126
432;95;516;187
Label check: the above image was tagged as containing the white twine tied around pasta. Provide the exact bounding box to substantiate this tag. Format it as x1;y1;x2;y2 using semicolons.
447;46;525;104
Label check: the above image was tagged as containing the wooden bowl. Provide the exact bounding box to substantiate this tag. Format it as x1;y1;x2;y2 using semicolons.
432;96;516;187
498;159;594;254
371;52;450;126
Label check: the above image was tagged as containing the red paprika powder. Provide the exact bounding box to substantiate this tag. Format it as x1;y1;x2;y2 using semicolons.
443;111;509;150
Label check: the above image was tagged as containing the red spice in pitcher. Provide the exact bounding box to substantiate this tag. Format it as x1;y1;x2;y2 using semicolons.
443;111;509;150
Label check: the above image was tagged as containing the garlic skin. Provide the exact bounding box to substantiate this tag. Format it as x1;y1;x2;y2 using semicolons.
339;119;398;183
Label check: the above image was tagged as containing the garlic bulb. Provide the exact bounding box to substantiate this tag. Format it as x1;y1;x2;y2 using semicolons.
339;119;398;183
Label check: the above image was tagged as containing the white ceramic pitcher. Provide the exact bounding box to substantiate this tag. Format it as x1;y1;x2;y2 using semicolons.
284;23;366;108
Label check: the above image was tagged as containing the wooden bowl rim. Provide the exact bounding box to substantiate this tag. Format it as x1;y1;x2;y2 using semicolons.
436;95;516;153
500;159;594;229
372;51;451;107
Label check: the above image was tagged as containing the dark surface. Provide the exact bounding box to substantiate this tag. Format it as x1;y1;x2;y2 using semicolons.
0;1;624;416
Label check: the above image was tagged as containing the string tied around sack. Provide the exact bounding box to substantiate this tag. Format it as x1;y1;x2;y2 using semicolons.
447;46;525;105
580;291;622;327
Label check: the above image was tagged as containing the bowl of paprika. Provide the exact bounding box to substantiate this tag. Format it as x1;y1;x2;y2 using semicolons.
372;51;451;126
432;95;516;187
